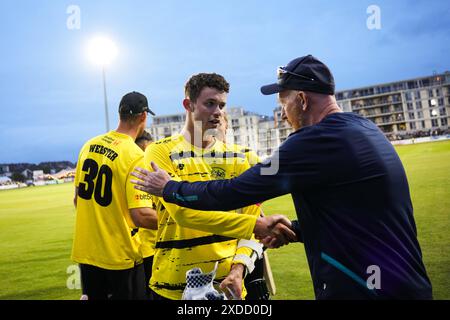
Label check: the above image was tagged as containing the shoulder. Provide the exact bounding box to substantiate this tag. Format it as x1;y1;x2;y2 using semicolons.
154;134;183;146
145;134;184;162
79;134;104;153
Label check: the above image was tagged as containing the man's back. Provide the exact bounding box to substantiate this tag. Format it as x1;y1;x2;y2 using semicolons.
72;131;148;270
286;112;432;299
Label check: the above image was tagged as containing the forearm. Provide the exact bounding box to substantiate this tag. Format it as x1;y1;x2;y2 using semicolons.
130;208;158;229
163;164;290;211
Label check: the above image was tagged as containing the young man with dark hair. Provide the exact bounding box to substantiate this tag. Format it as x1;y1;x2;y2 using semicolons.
136;73;294;300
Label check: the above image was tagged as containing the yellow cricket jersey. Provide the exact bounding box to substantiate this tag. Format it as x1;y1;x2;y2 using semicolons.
138;198;157;258
71;131;153;270
144;134;260;300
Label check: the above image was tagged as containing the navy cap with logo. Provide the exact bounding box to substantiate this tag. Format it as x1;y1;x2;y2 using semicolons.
260;55;335;95
118;91;156;116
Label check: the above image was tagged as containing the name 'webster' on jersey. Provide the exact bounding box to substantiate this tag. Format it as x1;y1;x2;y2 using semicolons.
72;131;153;270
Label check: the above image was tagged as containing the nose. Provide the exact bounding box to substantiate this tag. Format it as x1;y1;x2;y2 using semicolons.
212;105;222;118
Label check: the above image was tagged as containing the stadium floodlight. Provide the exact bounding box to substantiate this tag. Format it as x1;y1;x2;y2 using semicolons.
86;35;118;132
87;36;118;66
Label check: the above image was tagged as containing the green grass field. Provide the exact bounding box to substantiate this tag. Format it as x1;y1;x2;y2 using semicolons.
0;140;449;300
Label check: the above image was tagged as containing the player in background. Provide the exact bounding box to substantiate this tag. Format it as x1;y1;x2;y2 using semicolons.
72;91;158;300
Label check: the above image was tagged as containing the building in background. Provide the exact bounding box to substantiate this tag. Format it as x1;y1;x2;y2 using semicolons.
336;72;450;140
149;113;186;140
0;165;11;177
148;107;278;158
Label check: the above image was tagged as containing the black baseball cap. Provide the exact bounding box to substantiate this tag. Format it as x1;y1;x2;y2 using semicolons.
119;91;156;116
260;55;335;95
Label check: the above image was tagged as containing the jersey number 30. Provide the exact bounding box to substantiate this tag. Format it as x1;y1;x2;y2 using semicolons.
78;159;113;206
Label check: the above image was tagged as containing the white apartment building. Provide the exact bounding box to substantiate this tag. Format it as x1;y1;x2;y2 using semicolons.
148;107;278;158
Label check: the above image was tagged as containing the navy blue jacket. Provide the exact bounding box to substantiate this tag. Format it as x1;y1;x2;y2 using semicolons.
163;112;432;299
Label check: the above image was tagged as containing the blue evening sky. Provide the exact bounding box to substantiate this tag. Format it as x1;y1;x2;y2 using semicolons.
0;0;449;163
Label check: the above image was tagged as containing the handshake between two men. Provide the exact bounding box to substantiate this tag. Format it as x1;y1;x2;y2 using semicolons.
130;162;298;248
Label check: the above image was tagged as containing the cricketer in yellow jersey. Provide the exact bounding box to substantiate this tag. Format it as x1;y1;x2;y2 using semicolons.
72;92;158;300
137;73;294;300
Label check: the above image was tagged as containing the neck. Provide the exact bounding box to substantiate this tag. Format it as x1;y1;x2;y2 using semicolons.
115;122;140;141
181;120;215;149
307;98;342;126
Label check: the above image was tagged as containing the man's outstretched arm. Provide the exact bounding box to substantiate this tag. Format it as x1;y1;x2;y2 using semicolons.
132;159;293;212
131;162;298;244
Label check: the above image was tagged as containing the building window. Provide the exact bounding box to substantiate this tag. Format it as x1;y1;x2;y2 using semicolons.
428;89;434;98
440;107;447;116
409;112;415;119
422;121;426;128
410;122;416;130
438;98;444;106
407;81;417;89
405;92;412;101
407;102;414;110
431;119;438;127
441;118;448;126
415;91;421;99
416;101;422;109
417;111;423;118
436;88;441;96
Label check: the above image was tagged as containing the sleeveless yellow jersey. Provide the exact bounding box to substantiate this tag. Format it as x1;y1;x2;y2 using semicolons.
144;134;260;300
72;131;153;270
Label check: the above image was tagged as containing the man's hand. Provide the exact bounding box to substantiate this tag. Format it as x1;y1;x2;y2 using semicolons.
130;162;171;197
253;215;297;248
219;264;244;300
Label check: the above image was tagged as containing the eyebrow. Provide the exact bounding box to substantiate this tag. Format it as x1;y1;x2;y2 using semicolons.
205;99;226;106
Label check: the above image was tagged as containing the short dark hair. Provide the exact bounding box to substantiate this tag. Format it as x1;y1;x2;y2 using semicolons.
135;130;153;144
119;113;142;123
184;73;230;102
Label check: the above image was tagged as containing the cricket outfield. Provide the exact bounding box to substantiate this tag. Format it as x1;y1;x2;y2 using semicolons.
0;140;449;299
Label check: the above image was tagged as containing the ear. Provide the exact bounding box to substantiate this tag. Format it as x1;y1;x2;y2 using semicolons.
140;112;147;123
183;98;193;112
297;91;308;111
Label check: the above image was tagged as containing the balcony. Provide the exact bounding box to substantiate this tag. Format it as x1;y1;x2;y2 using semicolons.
352;99;403;110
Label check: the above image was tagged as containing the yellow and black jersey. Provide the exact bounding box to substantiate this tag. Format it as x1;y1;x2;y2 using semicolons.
72;131;152;270
144;134;260;300
227;143;261;167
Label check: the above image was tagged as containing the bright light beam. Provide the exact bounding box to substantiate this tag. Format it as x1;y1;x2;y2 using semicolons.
87;36;118;66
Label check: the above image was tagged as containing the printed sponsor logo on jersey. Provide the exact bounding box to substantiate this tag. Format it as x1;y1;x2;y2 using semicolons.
210;167;226;179
136;194;152;201
101;136;114;144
